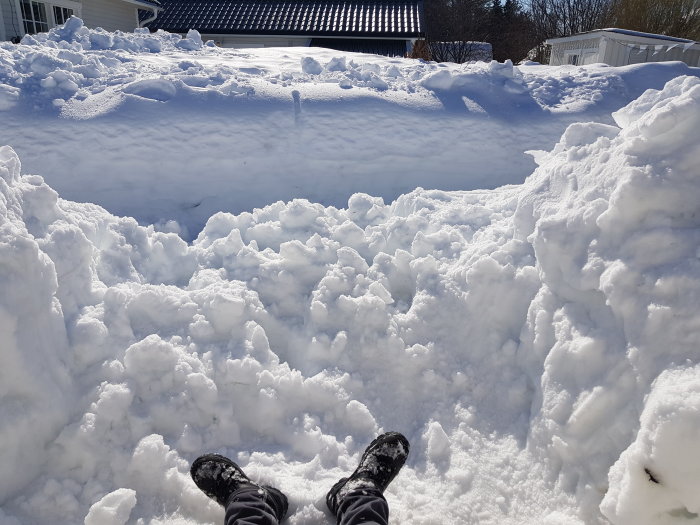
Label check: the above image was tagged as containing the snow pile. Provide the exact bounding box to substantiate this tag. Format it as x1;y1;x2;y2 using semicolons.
602;366;700;524
19;16;194;52
1;69;700;524
516;74;700;524
1;19;698;237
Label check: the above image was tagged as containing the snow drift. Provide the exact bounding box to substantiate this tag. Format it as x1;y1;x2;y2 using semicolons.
1;35;700;523
1;18;699;238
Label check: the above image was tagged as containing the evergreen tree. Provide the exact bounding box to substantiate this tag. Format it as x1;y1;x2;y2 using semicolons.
490;0;538;61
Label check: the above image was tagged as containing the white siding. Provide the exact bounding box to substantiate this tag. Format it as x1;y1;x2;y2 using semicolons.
81;0;137;32
549;31;700;67
604;40;700;67
2;0;22;41
549;38;601;66
201;34;311;48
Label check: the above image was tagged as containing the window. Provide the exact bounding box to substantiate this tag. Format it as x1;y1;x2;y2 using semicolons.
17;0;80;36
21;0;49;35
567;54;579;65
53;5;73;25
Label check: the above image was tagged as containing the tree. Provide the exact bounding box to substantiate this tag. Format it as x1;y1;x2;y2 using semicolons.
427;41;493;62
424;0;492;43
529;0;612;40
421;0;493;62
489;0;539;62
418;0;536;63
605;0;700;40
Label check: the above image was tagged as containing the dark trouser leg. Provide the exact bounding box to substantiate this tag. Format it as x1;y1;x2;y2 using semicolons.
224;485;286;525
336;486;389;525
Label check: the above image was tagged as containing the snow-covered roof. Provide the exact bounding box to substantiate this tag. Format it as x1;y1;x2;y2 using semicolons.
148;0;424;38
546;28;697;45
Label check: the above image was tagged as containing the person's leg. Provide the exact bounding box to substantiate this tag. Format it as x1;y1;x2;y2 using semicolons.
335;486;389;525
326;432;409;525
224;485;287;525
190;454;288;525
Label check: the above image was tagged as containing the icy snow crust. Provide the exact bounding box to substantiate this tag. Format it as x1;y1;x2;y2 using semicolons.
2;19;700;525
1;18;699;237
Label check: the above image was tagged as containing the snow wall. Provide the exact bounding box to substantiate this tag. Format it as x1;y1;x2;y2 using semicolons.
2;63;700;524
2;18;699;239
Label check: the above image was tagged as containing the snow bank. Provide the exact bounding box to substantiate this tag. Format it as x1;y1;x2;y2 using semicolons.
516;74;700;524
1;71;700;524
601;366;700;524
1;19;698;237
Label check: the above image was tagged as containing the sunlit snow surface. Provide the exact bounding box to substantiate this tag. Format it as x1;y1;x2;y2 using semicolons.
2;18;699;238
1;18;700;525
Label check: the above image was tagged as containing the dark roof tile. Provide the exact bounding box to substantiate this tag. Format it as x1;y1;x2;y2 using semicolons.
148;0;423;38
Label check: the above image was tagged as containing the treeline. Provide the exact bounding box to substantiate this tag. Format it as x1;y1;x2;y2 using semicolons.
422;0;700;63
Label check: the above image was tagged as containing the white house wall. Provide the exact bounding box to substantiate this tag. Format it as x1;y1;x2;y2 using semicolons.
550;32;700;67
202;34;311;48
2;0;21;41
81;0;137;32
549;38;601;66
1;0;6;40
603;39;700;67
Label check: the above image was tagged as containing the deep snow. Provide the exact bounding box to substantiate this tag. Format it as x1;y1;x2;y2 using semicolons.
1;17;698;238
1;18;700;525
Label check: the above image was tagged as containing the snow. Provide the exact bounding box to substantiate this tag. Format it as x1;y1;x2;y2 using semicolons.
1;17;700;525
2;18;698;238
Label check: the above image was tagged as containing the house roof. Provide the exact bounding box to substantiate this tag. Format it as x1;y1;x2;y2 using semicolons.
547;28;696;45
147;0;424;38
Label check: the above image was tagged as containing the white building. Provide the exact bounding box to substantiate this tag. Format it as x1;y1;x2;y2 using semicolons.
0;0;160;42
546;28;700;67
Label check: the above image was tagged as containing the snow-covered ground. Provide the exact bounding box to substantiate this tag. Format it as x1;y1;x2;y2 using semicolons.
1;18;700;525
2;18;698;238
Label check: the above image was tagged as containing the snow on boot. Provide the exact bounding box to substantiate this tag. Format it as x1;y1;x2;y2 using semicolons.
326;431;410;516
190;453;288;520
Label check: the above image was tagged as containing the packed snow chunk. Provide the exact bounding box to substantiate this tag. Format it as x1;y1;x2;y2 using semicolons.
612;76;700;129
0;150;74;504
326;56;347;72
489;59;514;78
84;488;136;525
367;73;389;90
558;121;619;149
601;366;700;524
301;56;323;75
122;79;178;102
47;16;87;44
622;77;700;158
0;84;19;111
0;145;20;183
343;400;377;435
424;420;451;464
176;29;203;51
594;78;700;237
127;434;189;496
421;69;454;91
123;335;180;376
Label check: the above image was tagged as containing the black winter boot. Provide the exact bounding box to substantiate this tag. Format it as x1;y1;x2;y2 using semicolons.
190;453;288;520
326;432;410;516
